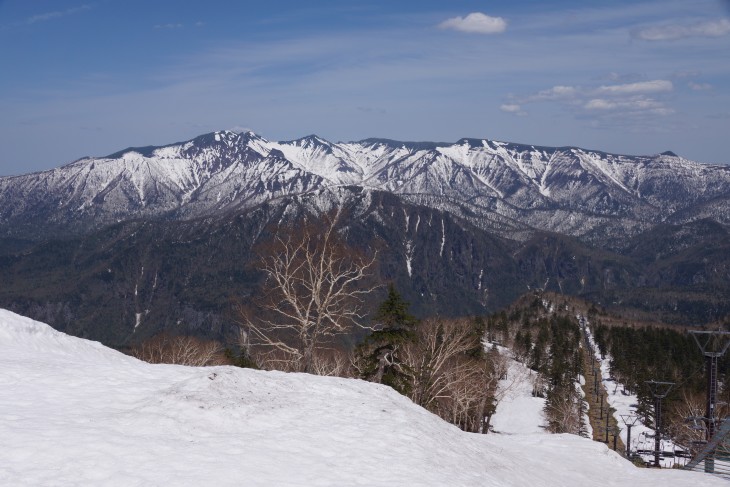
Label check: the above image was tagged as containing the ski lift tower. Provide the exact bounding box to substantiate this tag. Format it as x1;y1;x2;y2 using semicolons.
690;331;730;441
689;330;730;475
646;380;674;468
620;414;639;459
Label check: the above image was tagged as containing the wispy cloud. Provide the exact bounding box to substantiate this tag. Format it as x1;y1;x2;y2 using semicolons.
154;23;184;30
633;18;730;41
584;99;616;110
584;97;670;114
28;12;65;23
499;104;526;116
515;80;674;103
595;80;673;95
27;4;92;25
599;72;645;83
507;79;676;124
688;81;712;91
671;70;701;79
523;85;578;102
438;13;507;34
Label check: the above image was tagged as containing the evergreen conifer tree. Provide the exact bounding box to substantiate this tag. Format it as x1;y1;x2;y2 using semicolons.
356;284;418;394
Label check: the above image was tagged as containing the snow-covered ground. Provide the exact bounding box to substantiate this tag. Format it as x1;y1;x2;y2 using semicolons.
583;320;689;468
0;309;721;486
491;354;547;435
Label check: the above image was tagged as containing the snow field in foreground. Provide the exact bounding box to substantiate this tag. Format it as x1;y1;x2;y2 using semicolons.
0;309;722;486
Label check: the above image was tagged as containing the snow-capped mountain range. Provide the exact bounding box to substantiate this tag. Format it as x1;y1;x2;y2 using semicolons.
1;130;728;242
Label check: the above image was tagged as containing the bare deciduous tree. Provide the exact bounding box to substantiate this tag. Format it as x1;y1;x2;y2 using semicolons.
310;349;354;377
668;390;707;457
394;317;510;433
545;389;582;434
238;210;378;374
440;360;492;432
131;334;224;366
401;318;480;409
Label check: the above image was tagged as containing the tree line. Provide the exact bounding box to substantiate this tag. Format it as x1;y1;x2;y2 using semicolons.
591;319;729;450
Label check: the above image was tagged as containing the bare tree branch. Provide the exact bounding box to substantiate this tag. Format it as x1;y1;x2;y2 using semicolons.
237;209;379;373
131;334;224;366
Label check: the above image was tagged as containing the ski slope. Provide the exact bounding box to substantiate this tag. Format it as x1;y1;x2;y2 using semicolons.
583;321;691;468
0;309;721;486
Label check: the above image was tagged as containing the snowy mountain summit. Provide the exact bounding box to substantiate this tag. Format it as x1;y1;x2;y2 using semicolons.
0;308;721;486
1;130;728;240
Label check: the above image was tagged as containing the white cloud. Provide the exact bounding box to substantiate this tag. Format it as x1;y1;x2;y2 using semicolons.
634;18;730;41
155;23;184;30
601;72;643;83
625;98;664;110
499;104;526;116
533;85;577;100
595;80;673;95
688;81;712;91
511;78;675;125
439;13;507;35
650;107;674;116
584;96;671;114
26;5;91;24
584;99;616;110
517;85;578;104
500;104;521;113
28;11;64;23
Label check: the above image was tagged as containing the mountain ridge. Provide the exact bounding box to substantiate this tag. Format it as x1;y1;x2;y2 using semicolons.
1;130;728;247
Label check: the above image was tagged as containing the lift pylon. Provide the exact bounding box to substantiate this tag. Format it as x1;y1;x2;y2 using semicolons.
690;331;730;440
646;380;674;468
689;330;730;474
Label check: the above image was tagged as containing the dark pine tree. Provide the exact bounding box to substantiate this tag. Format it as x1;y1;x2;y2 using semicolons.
356;283;418;394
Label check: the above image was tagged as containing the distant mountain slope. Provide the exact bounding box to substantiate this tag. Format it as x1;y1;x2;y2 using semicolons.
0;189;522;345
0;188;727;346
0;132;323;236
1;130;728;245
0;308;720;486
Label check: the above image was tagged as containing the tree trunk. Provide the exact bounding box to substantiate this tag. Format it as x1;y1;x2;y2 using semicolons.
483;414;493;434
374;349;391;384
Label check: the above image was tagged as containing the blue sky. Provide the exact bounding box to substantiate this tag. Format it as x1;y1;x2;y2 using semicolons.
1;0;729;175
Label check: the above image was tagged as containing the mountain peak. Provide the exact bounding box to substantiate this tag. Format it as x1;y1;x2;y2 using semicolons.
282;134;331;147
356;138;447;152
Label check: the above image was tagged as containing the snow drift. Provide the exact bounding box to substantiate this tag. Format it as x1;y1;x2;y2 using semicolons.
0;309;721;486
